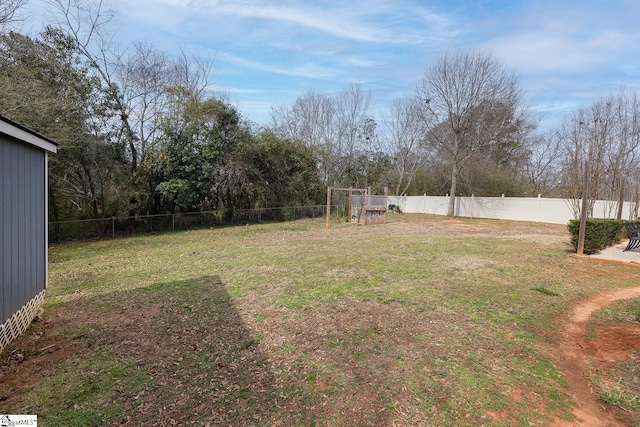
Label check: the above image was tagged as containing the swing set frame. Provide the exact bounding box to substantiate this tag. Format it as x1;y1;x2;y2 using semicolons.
324;187;369;229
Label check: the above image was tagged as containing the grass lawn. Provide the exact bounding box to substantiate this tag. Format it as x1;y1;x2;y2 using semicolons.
1;214;639;426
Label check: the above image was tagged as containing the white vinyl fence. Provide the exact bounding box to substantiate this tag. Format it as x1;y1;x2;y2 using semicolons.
387;195;640;225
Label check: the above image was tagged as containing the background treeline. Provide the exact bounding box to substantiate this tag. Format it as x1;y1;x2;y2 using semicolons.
0;26;323;222
1;1;639;222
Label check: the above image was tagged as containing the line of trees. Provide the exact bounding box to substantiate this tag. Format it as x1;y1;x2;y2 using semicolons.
270;50;640;218
1;1;324;223
269;51;546;211
2;0;639;221
555;90;640;219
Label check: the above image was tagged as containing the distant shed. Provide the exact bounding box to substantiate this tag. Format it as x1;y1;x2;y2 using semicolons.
0;115;58;352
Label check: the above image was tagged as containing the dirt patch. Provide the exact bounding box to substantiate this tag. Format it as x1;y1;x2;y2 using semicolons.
586;323;640;362
0;325;89;406
554;286;640;427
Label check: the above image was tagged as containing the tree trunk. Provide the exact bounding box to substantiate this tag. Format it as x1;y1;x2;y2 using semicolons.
395;175;402;196
447;133;460;217
84;164;100;218
616;175;626;220
447;160;458;217
128;137;138;173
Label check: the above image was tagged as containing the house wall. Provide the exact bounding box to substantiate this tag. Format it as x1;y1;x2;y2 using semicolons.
0;135;47;348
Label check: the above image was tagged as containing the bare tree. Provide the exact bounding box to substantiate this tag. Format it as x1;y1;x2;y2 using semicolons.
557;97;619;218
556;89;640;219
383;96;432;195
608;90;640;219
115;42;173;166
416;50;529;216
332;84;375;185
0;0;29;28
116;44;214;165
556;114;585;218
271;89;334;149
271;84;376;188
271;89;336;183
523;131;563;196
46;0;214;174
45;0;142;166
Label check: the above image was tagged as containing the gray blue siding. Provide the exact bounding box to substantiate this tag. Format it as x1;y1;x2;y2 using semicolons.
1;135;47;325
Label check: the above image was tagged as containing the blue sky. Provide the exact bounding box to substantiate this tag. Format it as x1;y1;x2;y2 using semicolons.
26;0;640;132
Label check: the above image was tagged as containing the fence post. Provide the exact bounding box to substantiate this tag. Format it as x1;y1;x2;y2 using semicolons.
172;214;175;232
326;187;332;230
112;217;115;238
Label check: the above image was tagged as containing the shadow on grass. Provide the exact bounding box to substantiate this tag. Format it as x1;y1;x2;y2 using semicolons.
0;275;278;426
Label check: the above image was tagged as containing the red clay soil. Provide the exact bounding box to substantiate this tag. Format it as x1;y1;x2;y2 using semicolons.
554;286;640;427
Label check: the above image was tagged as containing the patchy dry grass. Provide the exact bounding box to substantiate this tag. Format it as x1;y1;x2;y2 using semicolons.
1;213;639;426
587;298;640;426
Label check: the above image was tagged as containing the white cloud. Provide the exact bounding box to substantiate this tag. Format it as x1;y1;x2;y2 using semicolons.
486;29;632;72
212;86;265;95
158;0;458;46
342;57;380;68
477;0;640;75
51;0;640;128
218;51;338;80
215;3;384;42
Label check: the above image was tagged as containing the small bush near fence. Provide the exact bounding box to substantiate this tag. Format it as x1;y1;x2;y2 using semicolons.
567;219;626;254
49;206;326;242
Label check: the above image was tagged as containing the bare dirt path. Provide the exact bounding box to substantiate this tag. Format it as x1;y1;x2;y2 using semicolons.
555;286;640;427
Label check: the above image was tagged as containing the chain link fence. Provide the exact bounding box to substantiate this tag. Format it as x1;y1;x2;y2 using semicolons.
49;205;327;242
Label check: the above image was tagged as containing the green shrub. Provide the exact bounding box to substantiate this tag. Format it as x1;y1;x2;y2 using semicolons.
567;218;625;254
